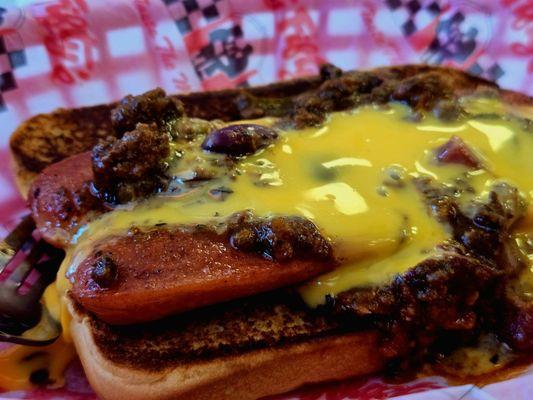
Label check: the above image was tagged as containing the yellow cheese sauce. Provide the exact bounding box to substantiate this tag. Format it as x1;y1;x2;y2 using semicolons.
1;98;532;391
0;284;75;391
0;337;74;390
434;333;515;377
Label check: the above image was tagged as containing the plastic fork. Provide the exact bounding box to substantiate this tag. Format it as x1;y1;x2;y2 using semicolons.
0;215;64;346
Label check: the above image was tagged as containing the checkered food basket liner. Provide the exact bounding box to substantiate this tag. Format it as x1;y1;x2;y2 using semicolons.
0;0;531;399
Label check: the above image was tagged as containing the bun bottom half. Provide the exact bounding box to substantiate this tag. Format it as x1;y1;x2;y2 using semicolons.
69;300;384;400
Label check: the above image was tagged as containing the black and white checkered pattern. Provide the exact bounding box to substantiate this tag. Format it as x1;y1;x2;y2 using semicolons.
424;11;480;65
164;0;224;35
162;0;254;87
386;0;441;36
0;33;26;112
469;61;504;82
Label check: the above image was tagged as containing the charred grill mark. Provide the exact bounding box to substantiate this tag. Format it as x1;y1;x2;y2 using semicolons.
91;254;118;288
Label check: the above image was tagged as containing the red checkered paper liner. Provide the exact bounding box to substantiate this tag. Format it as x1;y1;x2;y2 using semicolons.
0;0;531;398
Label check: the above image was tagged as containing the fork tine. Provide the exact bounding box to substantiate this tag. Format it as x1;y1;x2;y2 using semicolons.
27;258;63;302
0;215;35;274
3;215;35;249
0;216;64;346
34;252;64;288
8;240;50;287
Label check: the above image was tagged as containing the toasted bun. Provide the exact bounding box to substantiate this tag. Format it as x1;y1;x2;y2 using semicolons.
11;156;36;202
69;299;384;400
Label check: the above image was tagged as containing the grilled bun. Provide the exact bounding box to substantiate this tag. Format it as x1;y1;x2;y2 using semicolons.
69;297;383;400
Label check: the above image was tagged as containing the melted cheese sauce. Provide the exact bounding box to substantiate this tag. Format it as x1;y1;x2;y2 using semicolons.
2;99;532;390
0;337;74;390
0;284;75;391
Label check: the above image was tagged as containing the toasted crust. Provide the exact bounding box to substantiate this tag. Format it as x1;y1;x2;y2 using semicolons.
11;65;532;199
69;299;383;400
11;156;35;202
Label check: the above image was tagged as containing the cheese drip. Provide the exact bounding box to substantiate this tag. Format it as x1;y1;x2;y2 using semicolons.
0;337;74;391
0;284;75;391
65;102;533;308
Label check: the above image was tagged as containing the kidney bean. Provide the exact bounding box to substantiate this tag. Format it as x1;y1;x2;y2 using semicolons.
202;124;278;156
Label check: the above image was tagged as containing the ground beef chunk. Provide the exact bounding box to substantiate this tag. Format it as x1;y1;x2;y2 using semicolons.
173;117;222;141
92;123;171;203
227;212;333;262
501;286;533;351
432;99;464;121
391;73;452;112
471;182;526;229
290;72;383;127
111;88;184;135
239;66;471;129
331;178;528;368
229;65;498;129
333;249;502;361
319;63;343;81
414;178;525;260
